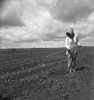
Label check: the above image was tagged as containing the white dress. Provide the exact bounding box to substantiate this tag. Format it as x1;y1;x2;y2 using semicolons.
65;34;81;54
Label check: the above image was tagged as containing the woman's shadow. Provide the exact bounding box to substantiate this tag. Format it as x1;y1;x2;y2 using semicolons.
75;66;89;71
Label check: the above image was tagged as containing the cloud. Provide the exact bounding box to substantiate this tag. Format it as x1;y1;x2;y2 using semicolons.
47;0;94;23
0;0;24;27
41;34;64;41
0;0;6;6
0;36;3;46
0;0;94;48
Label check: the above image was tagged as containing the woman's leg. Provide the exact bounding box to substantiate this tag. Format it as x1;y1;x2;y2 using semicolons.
68;50;73;72
73;51;78;69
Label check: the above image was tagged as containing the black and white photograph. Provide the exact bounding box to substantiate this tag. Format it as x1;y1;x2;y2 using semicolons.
0;0;94;100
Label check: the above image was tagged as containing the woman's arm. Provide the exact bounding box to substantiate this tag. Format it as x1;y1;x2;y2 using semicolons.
77;38;82;47
65;37;70;50
75;35;82;47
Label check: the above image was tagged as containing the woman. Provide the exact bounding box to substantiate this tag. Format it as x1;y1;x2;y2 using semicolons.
65;28;81;73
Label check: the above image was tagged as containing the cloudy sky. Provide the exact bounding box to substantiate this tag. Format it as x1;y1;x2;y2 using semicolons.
0;0;94;48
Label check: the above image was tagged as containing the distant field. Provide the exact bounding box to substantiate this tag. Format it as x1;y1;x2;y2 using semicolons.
0;47;94;100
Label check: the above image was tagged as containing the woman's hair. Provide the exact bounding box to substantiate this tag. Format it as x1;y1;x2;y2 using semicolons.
66;32;74;39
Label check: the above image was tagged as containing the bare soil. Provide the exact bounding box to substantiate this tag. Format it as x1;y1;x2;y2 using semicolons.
0;47;94;100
